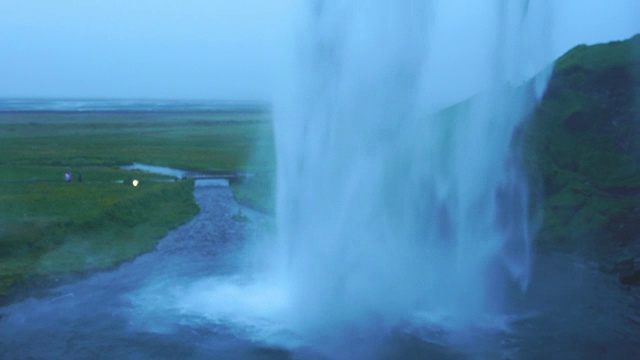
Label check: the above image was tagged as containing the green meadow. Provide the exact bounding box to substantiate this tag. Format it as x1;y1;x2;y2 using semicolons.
0;111;275;299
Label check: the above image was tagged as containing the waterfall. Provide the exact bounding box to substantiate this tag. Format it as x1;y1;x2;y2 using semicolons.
271;0;551;337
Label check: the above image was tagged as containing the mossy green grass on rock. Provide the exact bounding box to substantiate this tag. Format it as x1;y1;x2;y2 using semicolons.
524;34;640;269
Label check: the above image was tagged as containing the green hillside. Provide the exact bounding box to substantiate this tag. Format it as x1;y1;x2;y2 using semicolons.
525;34;640;283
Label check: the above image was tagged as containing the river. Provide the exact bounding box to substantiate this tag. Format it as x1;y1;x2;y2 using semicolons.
0;183;638;359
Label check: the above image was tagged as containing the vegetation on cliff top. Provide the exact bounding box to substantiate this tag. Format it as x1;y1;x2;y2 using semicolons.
525;34;640;270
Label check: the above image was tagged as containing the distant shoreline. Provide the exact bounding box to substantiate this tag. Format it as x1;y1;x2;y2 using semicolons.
0;109;268;115
0;98;270;114
0;109;271;124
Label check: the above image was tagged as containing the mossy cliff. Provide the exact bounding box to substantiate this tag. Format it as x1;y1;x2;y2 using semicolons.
524;34;640;281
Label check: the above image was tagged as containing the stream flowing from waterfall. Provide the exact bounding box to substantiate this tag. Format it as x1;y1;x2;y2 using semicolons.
0;180;638;359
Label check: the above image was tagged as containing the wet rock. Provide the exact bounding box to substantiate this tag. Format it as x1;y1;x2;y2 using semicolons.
620;269;640;286
609;257;640;286
612;258;636;274
524;34;640;266
564;111;592;133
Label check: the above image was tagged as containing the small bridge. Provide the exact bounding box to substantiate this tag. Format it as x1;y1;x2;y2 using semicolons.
182;172;254;182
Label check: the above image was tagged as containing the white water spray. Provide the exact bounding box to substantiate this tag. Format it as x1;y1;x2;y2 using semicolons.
271;0;551;337
151;0;553;350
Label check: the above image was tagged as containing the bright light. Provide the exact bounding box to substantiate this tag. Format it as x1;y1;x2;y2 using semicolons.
132;179;139;187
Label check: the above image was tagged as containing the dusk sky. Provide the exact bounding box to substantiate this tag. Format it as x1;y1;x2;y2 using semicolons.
0;0;638;104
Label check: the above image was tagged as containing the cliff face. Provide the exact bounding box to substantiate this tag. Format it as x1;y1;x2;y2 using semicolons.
524;34;640;281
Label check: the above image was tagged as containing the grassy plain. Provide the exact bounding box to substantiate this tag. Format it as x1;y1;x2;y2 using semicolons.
0;110;275;300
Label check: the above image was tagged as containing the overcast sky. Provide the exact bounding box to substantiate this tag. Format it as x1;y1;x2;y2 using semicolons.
0;0;638;103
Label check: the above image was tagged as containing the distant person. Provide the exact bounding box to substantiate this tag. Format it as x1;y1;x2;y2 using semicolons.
64;172;72;182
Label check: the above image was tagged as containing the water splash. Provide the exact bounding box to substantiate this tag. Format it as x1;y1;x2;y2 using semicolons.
270;0;552;339
143;0;553;353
